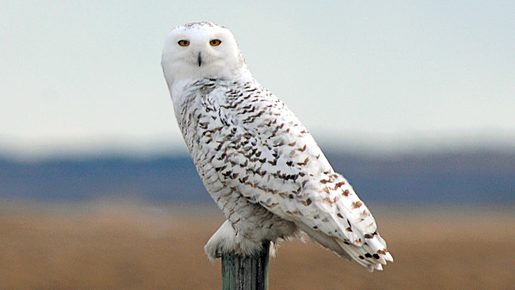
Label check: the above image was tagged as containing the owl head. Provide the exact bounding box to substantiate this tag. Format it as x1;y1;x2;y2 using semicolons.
161;22;248;88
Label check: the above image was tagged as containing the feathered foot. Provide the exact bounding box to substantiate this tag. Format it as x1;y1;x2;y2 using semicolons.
204;220;270;261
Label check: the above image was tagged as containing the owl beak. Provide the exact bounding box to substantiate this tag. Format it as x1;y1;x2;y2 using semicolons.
197;52;202;67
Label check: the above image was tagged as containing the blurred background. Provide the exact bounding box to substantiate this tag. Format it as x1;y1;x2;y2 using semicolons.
1;1;514;289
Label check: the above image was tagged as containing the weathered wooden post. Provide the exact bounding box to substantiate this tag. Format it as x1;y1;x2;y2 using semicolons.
221;241;270;290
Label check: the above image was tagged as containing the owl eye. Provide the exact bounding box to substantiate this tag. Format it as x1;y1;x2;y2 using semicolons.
209;39;222;46
177;40;190;47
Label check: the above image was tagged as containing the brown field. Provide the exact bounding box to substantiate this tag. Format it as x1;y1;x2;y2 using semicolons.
0;202;514;290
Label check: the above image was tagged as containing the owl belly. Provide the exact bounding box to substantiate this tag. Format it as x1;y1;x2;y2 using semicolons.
191;143;298;243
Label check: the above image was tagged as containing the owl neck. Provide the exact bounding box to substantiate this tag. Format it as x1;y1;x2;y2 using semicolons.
166;65;253;109
166;60;250;85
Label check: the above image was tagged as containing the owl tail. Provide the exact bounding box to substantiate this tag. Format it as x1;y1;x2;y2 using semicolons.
334;234;393;271
298;223;393;271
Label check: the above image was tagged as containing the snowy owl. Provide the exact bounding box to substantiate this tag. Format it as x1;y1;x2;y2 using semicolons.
161;21;393;271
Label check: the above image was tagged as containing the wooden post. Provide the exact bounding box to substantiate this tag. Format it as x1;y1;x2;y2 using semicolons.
221;241;270;290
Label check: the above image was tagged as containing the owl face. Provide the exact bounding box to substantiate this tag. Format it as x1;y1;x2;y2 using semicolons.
162;22;246;87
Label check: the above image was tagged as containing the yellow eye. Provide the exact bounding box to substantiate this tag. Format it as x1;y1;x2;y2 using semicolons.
209;39;222;46
177;40;190;47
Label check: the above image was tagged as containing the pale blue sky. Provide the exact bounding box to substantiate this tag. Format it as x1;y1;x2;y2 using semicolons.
1;0;514;157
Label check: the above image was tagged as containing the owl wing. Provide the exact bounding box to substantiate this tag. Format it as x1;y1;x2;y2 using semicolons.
182;80;392;270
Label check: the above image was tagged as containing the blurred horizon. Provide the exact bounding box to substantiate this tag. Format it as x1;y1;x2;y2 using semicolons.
1;135;515;162
1;147;513;206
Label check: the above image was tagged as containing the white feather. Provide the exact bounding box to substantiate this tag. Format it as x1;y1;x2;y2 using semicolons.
162;21;393;271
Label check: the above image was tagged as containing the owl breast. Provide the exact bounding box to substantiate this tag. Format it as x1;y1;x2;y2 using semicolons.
176;78;300;240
